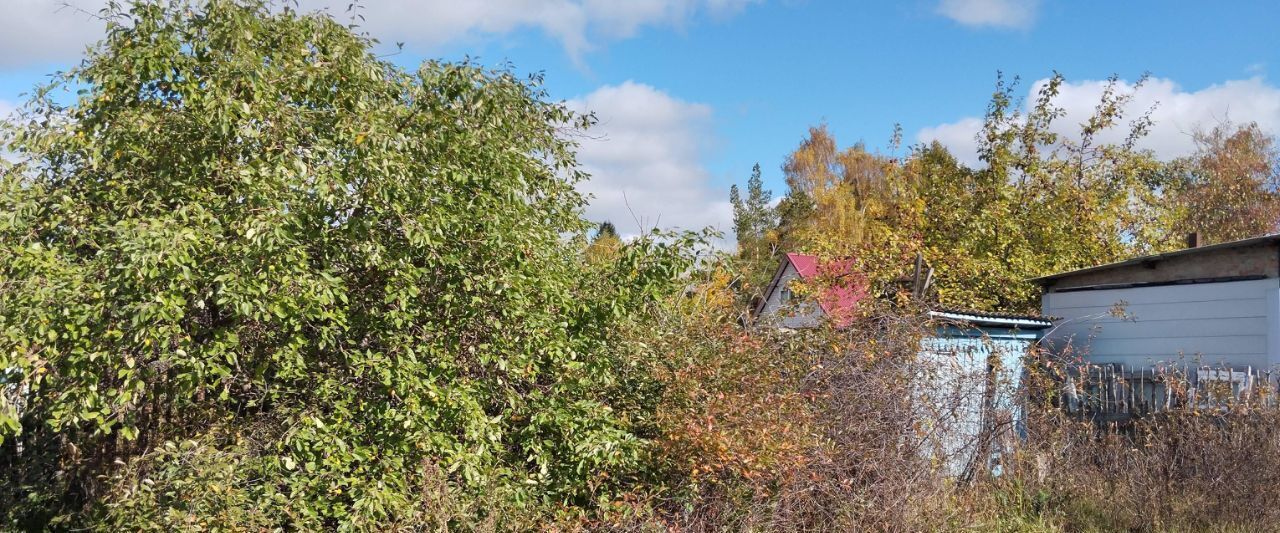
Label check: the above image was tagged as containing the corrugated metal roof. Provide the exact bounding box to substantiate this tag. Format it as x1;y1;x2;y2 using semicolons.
1029;233;1280;284
929;308;1053;329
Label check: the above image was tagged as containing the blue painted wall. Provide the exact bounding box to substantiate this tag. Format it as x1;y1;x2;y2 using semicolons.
917;324;1043;477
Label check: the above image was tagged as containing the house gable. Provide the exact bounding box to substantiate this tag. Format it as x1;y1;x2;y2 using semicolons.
755;259;825;328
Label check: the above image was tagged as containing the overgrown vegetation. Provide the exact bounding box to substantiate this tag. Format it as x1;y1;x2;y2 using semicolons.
970;384;1280;532
0;1;703;528
3;1;1280;531
731;77;1280;312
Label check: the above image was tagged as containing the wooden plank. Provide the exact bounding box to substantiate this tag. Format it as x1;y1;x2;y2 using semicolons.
1052;362;1280;416
1128;364;1134;414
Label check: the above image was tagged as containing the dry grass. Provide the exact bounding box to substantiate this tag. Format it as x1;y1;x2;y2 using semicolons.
990;404;1280;531
646;312;1280;532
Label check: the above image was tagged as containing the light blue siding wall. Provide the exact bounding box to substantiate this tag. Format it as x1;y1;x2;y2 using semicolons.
1042;278;1280;369
917;326;1040;477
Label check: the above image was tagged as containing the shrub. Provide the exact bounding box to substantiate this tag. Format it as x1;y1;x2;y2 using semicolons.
645;298;987;531
1002;400;1280;531
0;1;701;527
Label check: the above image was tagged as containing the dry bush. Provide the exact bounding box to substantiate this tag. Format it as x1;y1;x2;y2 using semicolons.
652;303;1000;532
620;273;1280;532
939;349;1280;532
997;394;1280;531
649;302;1280;532
634;278;822;529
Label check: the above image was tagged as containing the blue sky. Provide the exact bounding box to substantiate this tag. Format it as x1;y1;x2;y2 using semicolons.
3;0;1280;238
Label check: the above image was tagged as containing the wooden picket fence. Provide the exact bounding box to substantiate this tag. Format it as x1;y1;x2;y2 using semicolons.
1056;363;1279;420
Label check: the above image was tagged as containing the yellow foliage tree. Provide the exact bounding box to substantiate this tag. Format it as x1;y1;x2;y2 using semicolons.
750;74;1210;313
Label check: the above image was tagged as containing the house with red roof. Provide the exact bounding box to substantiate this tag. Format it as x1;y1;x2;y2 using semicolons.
752;253;867;328
753;252;1053;476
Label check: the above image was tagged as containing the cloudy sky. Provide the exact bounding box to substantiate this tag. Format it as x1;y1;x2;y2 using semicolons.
2;0;1279;239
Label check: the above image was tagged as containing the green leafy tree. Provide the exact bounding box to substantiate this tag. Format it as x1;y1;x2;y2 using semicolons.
759;74;1172;312
895;73;1172;311
954;72;1166;309
0;1;699;528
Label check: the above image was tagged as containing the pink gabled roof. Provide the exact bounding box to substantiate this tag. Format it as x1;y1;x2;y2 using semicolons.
757;253;867;327
785;253;819;278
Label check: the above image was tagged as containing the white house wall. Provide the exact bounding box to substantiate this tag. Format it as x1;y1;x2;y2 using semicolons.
1042;277;1280;369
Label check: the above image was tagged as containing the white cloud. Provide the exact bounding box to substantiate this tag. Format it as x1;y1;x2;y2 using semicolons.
0;0;761;69
0;0;107;68
915;117;985;167
315;0;762;64
568;81;732;240
936;0;1039;29
916;76;1280;166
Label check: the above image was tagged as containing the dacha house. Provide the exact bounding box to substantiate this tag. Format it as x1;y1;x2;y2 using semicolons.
754;253;1051;476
